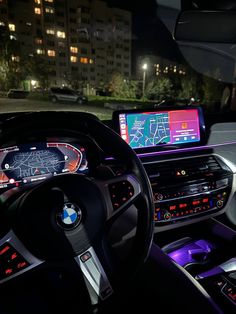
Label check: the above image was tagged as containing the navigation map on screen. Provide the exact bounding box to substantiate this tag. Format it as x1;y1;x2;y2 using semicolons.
118;109;201;149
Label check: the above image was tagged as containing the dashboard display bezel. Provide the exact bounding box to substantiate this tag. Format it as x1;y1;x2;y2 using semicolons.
112;106;206;153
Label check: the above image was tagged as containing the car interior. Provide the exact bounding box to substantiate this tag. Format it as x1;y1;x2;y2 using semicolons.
0;1;236;314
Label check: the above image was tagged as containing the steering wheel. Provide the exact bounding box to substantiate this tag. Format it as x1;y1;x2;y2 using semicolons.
0;112;154;312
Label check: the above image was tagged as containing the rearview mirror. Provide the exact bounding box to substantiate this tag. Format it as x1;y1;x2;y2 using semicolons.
174;11;236;43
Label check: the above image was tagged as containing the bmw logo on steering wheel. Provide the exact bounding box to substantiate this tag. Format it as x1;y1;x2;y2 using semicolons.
57;202;82;230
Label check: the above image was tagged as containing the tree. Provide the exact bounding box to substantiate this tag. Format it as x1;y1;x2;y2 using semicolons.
202;69;224;111
178;75;199;100
145;77;173;101
24;56;53;89
0;25;25;90
109;73;137;98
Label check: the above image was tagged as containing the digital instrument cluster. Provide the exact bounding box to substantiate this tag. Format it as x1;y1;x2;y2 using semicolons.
0;142;88;189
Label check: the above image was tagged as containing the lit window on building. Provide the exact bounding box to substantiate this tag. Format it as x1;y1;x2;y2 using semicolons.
70;56;78;63
35;38;43;44
0;21;5;26
80;57;88;64
36;49;44;55
45;7;54;14
11;55;20;62
47;50;56;57
45;0;53;2
35;8;41;15
89;59;94;64
8;23;15;32
34;0;41;4
57;31;66;38
70;46;78;53
46;29;55;35
26;22;32;26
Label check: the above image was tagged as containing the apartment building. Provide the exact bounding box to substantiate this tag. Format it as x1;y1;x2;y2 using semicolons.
137;55;186;79
0;0;132;89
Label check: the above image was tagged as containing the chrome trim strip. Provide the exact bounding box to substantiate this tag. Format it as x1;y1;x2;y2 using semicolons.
75;247;113;301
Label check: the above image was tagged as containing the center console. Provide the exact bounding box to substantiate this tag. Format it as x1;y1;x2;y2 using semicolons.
144;154;233;227
112;107;236;312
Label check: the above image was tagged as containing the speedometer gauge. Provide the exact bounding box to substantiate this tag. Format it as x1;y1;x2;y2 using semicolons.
0;142;88;189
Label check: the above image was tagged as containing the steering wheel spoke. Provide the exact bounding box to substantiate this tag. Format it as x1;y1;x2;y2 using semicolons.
0;230;43;284
74;246;113;301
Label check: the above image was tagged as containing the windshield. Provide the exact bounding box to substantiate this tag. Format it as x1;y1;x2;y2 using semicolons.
0;0;236;120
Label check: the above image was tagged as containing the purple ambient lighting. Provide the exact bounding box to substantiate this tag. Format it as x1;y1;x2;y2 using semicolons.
168;239;214;267
137;141;236;158
105;141;236;161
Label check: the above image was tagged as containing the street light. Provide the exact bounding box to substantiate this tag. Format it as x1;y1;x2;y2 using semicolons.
142;63;147;98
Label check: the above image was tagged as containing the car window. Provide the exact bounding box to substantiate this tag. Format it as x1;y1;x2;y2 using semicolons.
0;0;235;119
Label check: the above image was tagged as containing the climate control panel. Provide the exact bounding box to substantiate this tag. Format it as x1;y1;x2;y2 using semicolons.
154;187;230;223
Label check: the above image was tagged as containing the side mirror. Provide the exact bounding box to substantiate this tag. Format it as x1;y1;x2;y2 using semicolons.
174;11;236;43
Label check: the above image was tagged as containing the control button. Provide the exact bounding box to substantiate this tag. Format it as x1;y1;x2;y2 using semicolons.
216;200;224;208
155;193;163;201
164;212;171;221
5;269;13;275
222;282;236;303
80;252;92;263
109;180;134;210
214;278;226;289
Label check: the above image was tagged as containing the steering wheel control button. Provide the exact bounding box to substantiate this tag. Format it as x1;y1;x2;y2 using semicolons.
109;180;134;210
57;202;82;230
0;243;29;280
80;252;92;263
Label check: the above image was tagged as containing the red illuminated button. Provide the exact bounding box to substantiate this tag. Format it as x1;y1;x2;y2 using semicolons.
11;252;17;260
202;198;209;203
5;269;13;275
80;252;92;263
0;245;10;255
17;262;27;269
192;200;200;206
169;205;176;211
179;203;187;209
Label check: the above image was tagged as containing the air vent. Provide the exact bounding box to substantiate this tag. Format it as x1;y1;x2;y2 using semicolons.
144;156;224;182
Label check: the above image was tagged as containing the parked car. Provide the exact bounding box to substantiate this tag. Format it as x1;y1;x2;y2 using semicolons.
49;87;88;104
7;89;29;99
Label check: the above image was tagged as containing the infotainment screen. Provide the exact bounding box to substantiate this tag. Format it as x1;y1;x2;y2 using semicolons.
113;108;204;149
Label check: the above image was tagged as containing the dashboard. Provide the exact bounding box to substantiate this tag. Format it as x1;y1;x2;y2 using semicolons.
0;108;235;232
0;142;88;190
